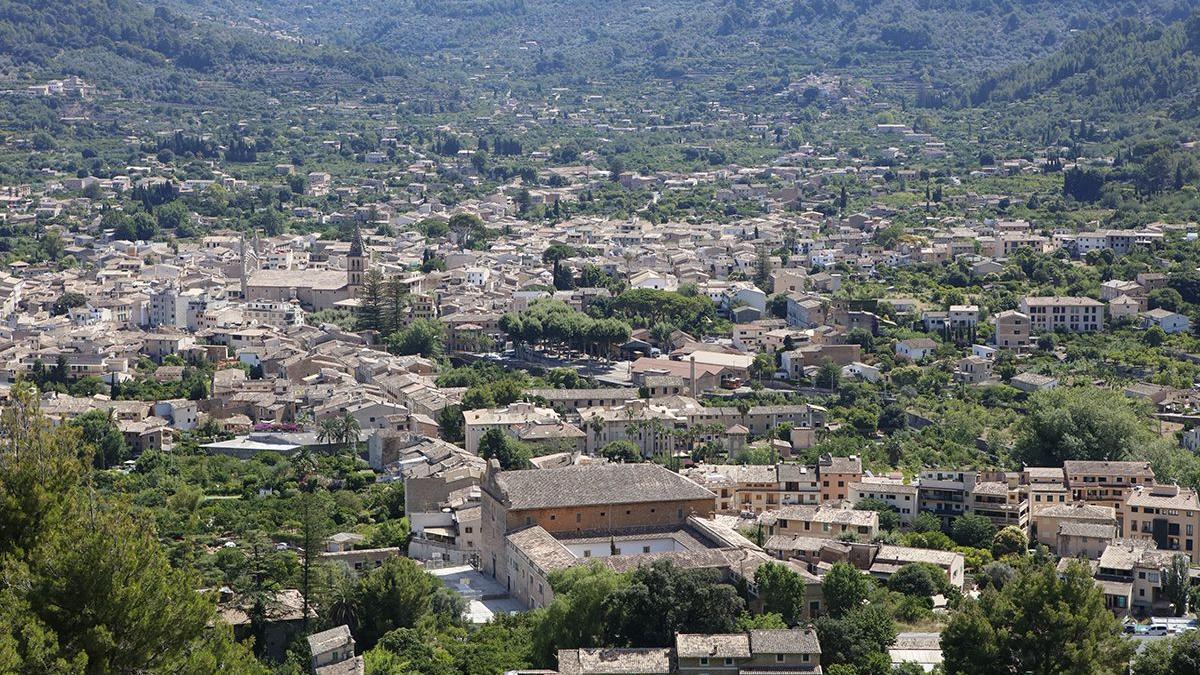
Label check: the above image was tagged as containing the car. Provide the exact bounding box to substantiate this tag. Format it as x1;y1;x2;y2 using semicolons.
1145;624;1169;636
1122;623;1138;634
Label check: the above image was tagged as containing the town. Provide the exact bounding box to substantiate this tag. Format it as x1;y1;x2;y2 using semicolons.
3;2;1200;675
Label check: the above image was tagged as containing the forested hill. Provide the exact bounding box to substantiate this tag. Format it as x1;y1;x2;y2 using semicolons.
0;0;403;99
966;13;1200;117
171;0;1196;89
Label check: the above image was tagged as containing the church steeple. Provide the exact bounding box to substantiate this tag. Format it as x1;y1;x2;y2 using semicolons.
347;224;366;295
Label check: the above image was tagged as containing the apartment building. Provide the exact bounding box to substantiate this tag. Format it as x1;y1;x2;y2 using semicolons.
1063;460;1155;523
970;476;1029;529
849;477;918;527
1119;484;1200;563
1018;296;1105;333
764;504;879;541
817;453;863;502
685;463;820;514
917;470;977;526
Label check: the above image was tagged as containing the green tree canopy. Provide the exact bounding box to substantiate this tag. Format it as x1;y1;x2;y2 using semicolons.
941;560;1134;675
821;562;873;618
754;562;810;627
949;513;997;549
0;384;264;673
991;526;1029;558
1013;387;1151;466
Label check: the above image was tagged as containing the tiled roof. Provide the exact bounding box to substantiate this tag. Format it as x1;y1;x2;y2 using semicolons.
495;463;715;510
1063;460;1153;476
749;628;821;655
557;648;673;674
675;633;751;659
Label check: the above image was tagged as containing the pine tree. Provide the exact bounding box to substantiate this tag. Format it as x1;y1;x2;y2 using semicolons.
359;269;386;332
383;276;410;334
753;245;773;291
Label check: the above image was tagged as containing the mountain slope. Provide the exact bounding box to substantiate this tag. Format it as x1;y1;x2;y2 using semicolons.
171;0;1198;91
0;0;403;102
967;13;1200;116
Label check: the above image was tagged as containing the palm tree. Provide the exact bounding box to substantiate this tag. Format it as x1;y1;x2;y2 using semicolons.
291;447;317;483
324;567;360;630
317;418;341;446
338;413;361;450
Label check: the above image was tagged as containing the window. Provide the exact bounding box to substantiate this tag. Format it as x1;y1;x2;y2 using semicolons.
776;654;785;663
575;513;581;523
699;658;709;666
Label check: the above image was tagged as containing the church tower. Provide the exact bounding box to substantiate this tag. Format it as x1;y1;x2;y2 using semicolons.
347;224;367;296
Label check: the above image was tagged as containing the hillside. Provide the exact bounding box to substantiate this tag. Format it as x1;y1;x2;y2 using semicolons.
967;14;1200;116
0;0;403;103
171;0;1198;94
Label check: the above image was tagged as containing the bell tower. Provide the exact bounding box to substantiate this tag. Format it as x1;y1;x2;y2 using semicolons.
347;224;366;296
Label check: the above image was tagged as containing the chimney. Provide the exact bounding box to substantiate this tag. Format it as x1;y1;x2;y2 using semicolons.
689;356;696;398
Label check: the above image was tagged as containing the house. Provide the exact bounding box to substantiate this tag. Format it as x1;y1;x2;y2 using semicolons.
1029;502;1116;553
955;355;992;384
307;625;363;675
817;453;862;503
462;402;562;454
675;629;822;674
1108;295;1141;321
871;545;966;591
993;310;1030;349
1009;372;1058;393
842;361;882;383
947;304;980;328
889;633;943;673
556;648;673;674
850;478;918;527
1141;308;1191;335
1095;540;1182;616
895;338;937;362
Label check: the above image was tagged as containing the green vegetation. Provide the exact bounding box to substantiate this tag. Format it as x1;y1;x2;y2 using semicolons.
942;560;1134;675
0;384;264;673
